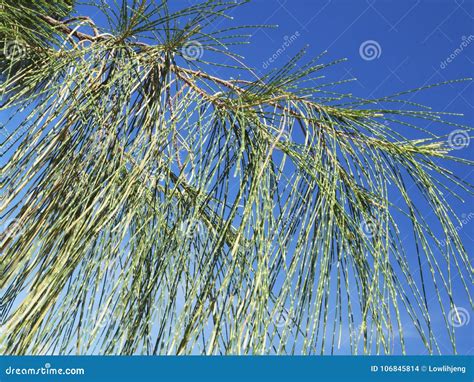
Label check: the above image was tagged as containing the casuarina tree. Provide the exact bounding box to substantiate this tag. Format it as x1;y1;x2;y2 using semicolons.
1;0;472;355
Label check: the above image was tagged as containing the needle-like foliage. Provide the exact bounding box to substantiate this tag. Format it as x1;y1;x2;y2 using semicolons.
0;0;472;355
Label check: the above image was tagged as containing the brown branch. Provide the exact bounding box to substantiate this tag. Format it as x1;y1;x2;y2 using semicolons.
40;15;109;42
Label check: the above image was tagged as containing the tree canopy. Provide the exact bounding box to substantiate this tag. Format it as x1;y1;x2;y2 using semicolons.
0;0;472;355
